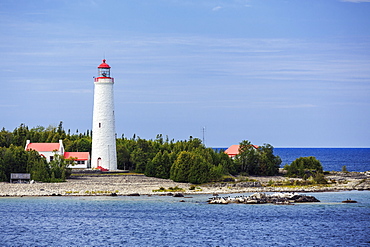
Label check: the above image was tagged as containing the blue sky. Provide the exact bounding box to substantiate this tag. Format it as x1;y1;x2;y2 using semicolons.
0;0;369;147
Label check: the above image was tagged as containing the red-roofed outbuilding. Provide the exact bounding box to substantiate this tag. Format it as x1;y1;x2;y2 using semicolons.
25;140;90;168
64;152;90;168
224;144;259;158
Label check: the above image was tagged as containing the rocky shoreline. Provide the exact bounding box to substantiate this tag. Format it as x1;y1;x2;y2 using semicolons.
0;171;369;197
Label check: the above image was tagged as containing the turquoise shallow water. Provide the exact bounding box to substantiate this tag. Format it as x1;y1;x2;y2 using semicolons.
0;191;369;246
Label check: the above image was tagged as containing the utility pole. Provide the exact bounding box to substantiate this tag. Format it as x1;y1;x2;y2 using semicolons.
202;126;206;146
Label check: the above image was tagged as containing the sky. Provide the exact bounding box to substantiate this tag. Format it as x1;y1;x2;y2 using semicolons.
0;0;369;148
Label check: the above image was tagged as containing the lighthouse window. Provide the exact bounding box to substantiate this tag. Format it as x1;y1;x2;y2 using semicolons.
99;123;101;128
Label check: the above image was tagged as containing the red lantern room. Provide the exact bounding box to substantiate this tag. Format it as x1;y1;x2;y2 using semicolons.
97;59;111;78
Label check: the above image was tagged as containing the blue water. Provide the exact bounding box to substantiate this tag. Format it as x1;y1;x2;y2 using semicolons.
274;148;370;172
0;191;369;246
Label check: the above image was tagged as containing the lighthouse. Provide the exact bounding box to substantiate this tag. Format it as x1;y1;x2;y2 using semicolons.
91;59;117;171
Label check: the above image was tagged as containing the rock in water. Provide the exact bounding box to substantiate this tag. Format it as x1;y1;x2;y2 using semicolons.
173;193;184;197
342;199;357;203
127;193;140;196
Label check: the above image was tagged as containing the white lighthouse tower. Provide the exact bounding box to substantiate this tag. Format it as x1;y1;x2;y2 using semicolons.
91;59;117;171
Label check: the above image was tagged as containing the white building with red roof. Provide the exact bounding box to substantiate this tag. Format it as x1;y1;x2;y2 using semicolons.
224;144;259;158
25;140;90;168
64;151;90;169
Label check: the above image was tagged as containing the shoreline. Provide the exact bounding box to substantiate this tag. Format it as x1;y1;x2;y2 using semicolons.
0;171;369;197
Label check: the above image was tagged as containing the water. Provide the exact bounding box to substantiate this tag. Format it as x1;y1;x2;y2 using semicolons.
274;148;370;172
0;191;369;246
1;148;369;246
215;148;370;172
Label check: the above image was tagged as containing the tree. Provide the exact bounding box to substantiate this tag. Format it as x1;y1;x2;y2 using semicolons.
155;150;171;179
234;141;281;176
0;145;51;182
145;150;172;179
234;140;259;175
144;150;163;177
170;151;192;182
188;154;212;184
49;153;72;181
170;150;216;184
27;150;49;182
257;144;281;176
284;156;323;178
12;124;29;146
0;128;13;148
116;144;131;170
76;138;92;152
131;148;147;173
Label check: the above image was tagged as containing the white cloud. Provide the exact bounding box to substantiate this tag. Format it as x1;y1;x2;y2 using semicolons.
32;89;92;94
212;6;222;11
341;0;370;2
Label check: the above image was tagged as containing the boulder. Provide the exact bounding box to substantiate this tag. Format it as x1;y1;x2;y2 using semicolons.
173;193;184;197
127;193;140;196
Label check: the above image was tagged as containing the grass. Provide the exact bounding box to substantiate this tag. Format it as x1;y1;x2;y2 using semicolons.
84;190;119;194
152;186;184;192
189;185;202;191
65;191;80;194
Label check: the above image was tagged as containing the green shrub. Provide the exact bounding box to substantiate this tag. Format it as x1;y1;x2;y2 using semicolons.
284;156;323;178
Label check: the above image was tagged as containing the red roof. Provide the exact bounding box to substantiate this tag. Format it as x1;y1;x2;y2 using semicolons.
26;143;60;152
98;59;110;69
224;145;240;157
225;144;259;157
64;152;90;160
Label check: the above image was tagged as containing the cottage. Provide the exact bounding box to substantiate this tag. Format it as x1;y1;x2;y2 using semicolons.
25;140;64;163
64;152;90;168
25;140;90;169
224;144;259;158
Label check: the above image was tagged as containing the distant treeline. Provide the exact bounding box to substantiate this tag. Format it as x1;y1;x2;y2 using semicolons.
0;123;282;183
0;122;92;153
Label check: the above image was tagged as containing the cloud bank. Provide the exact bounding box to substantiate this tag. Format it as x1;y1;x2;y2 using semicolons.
341;0;370;2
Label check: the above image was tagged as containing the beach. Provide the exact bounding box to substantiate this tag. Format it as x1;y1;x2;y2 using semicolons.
0;171;369;197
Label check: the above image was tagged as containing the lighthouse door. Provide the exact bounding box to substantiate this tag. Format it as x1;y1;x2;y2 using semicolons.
97;157;101;167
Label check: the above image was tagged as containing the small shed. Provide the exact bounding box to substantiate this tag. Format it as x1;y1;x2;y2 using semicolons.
10;173;31;183
64;152;90;169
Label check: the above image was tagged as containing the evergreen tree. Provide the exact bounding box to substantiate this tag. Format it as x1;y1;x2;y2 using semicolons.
188;153;212;184
49;153;72;182
170;151;192;182
284;156;323;178
155;150;172;179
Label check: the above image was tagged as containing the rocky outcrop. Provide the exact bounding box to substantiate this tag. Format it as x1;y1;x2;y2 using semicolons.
208;192;320;205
